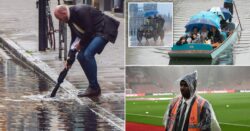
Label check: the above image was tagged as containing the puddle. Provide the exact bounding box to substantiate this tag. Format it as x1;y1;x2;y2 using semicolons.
0;52;119;130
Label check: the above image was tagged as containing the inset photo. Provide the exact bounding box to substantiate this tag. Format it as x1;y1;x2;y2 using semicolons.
126;66;250;131
128;2;173;47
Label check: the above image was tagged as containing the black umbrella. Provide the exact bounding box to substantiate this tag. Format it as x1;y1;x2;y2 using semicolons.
50;50;76;97
50;68;69;97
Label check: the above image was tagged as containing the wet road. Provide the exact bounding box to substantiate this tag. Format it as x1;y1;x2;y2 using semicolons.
0;49;119;130
129;32;173;47
126;0;250;65
232;0;250;65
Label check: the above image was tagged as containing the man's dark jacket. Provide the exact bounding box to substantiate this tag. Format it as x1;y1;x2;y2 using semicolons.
68;4;120;46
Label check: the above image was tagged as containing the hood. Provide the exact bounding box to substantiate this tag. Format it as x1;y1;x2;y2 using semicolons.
180;71;198;97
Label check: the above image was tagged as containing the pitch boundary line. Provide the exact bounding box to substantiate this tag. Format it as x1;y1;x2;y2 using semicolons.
127;113;163;119
127;113;250;128
219;122;250;128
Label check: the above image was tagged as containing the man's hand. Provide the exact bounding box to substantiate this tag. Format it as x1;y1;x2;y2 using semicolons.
65;49;77;69
65;57;74;69
75;42;82;52
65;59;72;69
71;37;82;52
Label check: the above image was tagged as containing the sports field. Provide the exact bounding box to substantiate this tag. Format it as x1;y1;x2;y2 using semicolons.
126;92;250;131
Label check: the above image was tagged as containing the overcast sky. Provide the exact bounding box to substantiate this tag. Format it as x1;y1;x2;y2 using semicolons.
133;2;173;16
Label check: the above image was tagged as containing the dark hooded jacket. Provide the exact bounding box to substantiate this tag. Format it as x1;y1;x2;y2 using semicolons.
68;4;120;46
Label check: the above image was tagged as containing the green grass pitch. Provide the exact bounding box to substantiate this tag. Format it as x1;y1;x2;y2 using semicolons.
126;93;250;131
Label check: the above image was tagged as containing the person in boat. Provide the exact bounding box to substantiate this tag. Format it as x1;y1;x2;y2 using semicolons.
163;71;221;131
207;26;223;47
190;27;201;43
219;15;228;30
200;25;209;43
224;0;234;22
176;36;188;46
191;33;201;43
185;26;201;43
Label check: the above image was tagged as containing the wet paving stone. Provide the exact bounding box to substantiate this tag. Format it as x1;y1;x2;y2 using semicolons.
0;55;119;130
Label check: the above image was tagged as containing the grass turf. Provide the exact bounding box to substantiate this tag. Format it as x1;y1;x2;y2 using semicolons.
126;92;250;131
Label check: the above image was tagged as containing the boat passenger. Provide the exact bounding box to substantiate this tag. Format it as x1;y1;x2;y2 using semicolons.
189;27;201;43
219;15;228;30
200;26;209;43
224;0;234;22
176;36;188;46
191;26;199;36
191;33;201;43
208;26;223;47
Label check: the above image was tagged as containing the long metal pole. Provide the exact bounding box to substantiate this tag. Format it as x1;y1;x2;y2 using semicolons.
63;23;68;60
233;1;243;30
59;21;63;59
58;0;62;59
38;0;48;51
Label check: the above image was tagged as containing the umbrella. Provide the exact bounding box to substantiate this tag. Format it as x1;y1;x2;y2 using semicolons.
185;18;220;32
50;50;77;97
186;11;220;32
144;10;158;17
50;68;69;97
191;11;220;22
208;7;232;20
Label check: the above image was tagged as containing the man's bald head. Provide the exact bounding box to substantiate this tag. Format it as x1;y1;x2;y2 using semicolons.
54;5;69;23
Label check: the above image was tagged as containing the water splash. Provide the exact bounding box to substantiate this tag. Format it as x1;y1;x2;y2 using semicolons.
21;93;75;102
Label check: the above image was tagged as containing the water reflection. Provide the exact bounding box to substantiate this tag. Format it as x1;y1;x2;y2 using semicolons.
0;58;117;130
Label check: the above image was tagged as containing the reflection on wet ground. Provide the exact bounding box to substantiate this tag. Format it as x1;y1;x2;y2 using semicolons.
129;33;173;47
0;53;119;130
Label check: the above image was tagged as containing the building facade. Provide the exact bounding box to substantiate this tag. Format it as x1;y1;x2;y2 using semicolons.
82;0;124;13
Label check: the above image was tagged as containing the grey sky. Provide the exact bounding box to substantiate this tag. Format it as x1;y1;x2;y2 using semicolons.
131;2;173;16
157;3;173;16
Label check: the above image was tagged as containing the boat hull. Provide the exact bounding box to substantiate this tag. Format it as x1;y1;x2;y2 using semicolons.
169;24;240;59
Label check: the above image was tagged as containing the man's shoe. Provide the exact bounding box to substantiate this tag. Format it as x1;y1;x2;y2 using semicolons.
77;87;101;97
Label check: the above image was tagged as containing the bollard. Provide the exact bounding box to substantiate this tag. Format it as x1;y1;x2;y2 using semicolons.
38;0;48;51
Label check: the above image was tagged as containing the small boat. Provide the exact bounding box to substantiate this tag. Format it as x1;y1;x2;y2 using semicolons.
169;11;241;59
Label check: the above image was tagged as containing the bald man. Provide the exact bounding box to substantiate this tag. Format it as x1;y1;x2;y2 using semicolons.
54;5;120;97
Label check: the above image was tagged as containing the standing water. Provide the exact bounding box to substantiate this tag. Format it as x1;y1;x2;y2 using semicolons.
0;49;118;130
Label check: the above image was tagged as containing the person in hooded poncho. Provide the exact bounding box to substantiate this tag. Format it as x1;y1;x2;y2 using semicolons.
163;71;221;131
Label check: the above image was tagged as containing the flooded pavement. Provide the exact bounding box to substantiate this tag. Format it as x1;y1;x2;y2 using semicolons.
42;57;125;121
0;49;120;130
129;33;173;47
126;0;250;65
